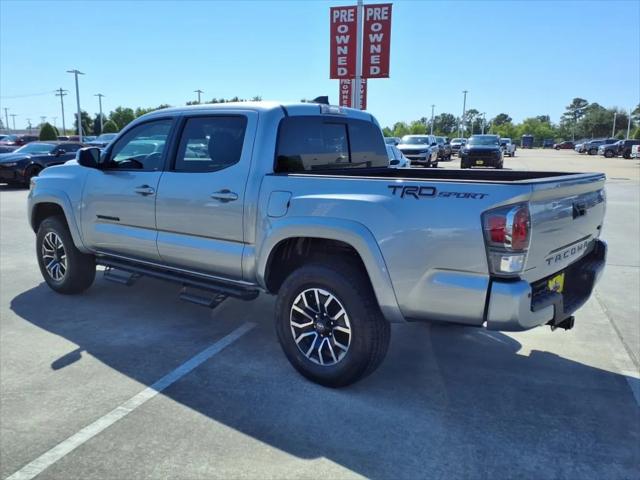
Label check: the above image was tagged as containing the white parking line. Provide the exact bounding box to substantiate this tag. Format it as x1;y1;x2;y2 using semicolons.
6;322;256;480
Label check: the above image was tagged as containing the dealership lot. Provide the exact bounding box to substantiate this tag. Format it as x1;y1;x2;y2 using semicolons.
1;149;638;479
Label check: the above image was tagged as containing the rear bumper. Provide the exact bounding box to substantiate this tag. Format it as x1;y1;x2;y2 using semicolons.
485;240;607;331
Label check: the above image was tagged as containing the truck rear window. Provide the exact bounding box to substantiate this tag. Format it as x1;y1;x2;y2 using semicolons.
275;116;388;172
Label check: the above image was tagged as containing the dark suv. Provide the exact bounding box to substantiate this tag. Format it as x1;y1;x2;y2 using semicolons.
585;138;617;155
459;134;503;169
435;136;452;161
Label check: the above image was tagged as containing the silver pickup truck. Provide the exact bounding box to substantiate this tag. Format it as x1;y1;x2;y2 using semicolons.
28;102;607;387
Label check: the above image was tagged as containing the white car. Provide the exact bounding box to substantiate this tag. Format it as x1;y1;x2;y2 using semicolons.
631;144;639;159
386;144;411;168
500;138;517;157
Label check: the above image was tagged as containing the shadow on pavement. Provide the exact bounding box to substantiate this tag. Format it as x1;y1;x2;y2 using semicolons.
10;278;640;479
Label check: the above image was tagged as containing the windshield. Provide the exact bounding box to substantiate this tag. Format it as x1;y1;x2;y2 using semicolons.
14;143;56;154
95;134;117;141
468;136;499;146
401;136;430;145
1;135;18;142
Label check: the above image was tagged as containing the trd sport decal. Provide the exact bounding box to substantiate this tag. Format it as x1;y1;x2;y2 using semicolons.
388;185;488;199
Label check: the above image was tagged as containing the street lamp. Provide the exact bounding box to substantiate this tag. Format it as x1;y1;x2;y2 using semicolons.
459;90;468;138
3;108;9;133
67;69;85;141
430;104;435;135
55;88;68;135
481;112;486;134
95;93;105;133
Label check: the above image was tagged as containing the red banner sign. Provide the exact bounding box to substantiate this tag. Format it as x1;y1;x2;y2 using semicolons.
362;3;392;78
330;6;358;79
339;79;367;109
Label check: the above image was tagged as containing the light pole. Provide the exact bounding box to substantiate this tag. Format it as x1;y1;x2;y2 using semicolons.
352;0;364;109
481;112;486;134
95;93;105;133
612;112;617;138
67;69;85;141
3;108;9;132
459;90;468;138
55;88;68;134
26;119;32;133
430;104;435;135
10;114;17;131
627;108;632;139
194;89;203;104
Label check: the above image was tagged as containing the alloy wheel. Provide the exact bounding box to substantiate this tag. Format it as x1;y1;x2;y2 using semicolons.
42;231;67;281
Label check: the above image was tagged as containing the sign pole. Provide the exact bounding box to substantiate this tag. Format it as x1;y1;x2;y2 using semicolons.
352;0;363;109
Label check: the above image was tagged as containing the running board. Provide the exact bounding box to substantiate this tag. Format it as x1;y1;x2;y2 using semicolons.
103;267;140;286
179;287;228;309
96;257;260;301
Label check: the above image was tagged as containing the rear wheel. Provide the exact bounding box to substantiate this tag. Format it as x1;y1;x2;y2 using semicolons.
23;165;42;186
36;216;96;294
604;150;614;158
588;148;597;155
275;261;390;387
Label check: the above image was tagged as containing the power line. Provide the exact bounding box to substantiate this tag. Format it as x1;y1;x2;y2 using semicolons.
0;90;56;99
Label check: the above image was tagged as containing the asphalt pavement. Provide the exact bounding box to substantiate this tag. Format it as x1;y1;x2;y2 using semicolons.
1;149;638;479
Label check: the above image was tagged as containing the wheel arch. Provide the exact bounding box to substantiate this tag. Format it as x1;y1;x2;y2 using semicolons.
256;217;405;323
29;191;89;253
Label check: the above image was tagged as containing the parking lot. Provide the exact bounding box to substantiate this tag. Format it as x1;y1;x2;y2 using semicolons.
1;149;638;479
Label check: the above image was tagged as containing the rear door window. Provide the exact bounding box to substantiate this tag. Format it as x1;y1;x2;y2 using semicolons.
275;116;387;172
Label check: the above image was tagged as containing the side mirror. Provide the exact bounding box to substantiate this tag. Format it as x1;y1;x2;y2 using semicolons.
431;142;437;147
77;147;102;169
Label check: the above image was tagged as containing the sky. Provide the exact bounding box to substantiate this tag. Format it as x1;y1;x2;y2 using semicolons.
1;0;639;131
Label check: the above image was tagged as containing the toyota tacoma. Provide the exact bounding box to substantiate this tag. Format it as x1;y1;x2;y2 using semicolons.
28;102;607;387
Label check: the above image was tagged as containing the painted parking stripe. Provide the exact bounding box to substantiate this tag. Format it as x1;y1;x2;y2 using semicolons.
6;322;256;480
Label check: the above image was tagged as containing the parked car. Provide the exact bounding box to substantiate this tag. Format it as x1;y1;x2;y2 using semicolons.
449;137;466;155
28;101;607;387
631;144;640;159
499;138;516;157
86;133;119;148
554;141;575;150
584;138;617;155
57;136;70;141
434;136;452;161
0;141;84;186
386;144;411;168
598;141;622;158
397;134;439;167
0;134;39;153
460;134;504;169
384;136;400;146
618;139;640;159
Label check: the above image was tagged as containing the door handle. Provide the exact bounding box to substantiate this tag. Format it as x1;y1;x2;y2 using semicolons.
210;189;238;202
134;185;155;196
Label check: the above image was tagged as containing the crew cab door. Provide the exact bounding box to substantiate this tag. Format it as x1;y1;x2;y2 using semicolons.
81;119;174;260
155;112;256;280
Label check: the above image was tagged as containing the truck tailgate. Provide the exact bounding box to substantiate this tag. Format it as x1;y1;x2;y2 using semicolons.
522;173;606;283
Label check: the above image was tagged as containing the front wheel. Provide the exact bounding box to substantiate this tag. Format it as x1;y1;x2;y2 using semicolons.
36;216;96;294
275;262;390;387
588;148;597;155
604;150;614;158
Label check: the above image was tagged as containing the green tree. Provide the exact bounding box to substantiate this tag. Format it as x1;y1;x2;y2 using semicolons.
632;127;640;140
39;122;57;141
432;113;458;136
391;121;410;137
492;113;512;127
561;98;589;140
108;107;135;130
73;110;93;136
102;120;119;133
93;113;107;135
382;127;393;137
408;119;426;134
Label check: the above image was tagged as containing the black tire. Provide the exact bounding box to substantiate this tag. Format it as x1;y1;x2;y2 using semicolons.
588;148;597;155
623;152;631;159
23;165;42;186
431;161;438;168
275;261;390;388
604;150;614;158
36;216;96;294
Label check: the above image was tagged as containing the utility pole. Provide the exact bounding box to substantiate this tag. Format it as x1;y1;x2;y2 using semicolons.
40;116;47;126
612;112;617;138
67;69;85;141
55;88;68;134
352;0;364;109
481;112;486;134
459;90;468;138
3;108;9;133
627;108;632;139
430;104;435;135
26;119;32;133
194;89;203;104
95;93;105;133
10;114;17;131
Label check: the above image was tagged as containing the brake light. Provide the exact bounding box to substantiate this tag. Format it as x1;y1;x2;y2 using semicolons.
482;204;531;276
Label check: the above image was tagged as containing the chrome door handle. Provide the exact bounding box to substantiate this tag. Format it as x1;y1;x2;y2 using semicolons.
210;189;238;202
134;185;155;196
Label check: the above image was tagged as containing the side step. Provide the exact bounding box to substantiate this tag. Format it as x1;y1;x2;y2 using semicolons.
96;257;260;302
179;287;228;309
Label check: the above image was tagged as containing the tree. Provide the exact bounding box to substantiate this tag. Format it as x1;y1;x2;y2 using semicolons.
73;110;92;136
39;122;57;141
102;120;119;133
562;98;589;140
108;107;135;130
93;113;107;135
391;121;410;137
432;113;458;136
492;113;512;127
408;119;426;134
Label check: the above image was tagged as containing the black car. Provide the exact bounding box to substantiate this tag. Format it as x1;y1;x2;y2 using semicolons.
86;133;118;148
435;136;452;161
0;134;39;154
618;139;640;159
585;138;617;155
0;141;84;186
460;134;504;169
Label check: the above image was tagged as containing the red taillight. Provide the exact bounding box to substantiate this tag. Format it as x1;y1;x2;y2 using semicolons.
487;215;506;243
511;207;530;250
483;204;530;251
